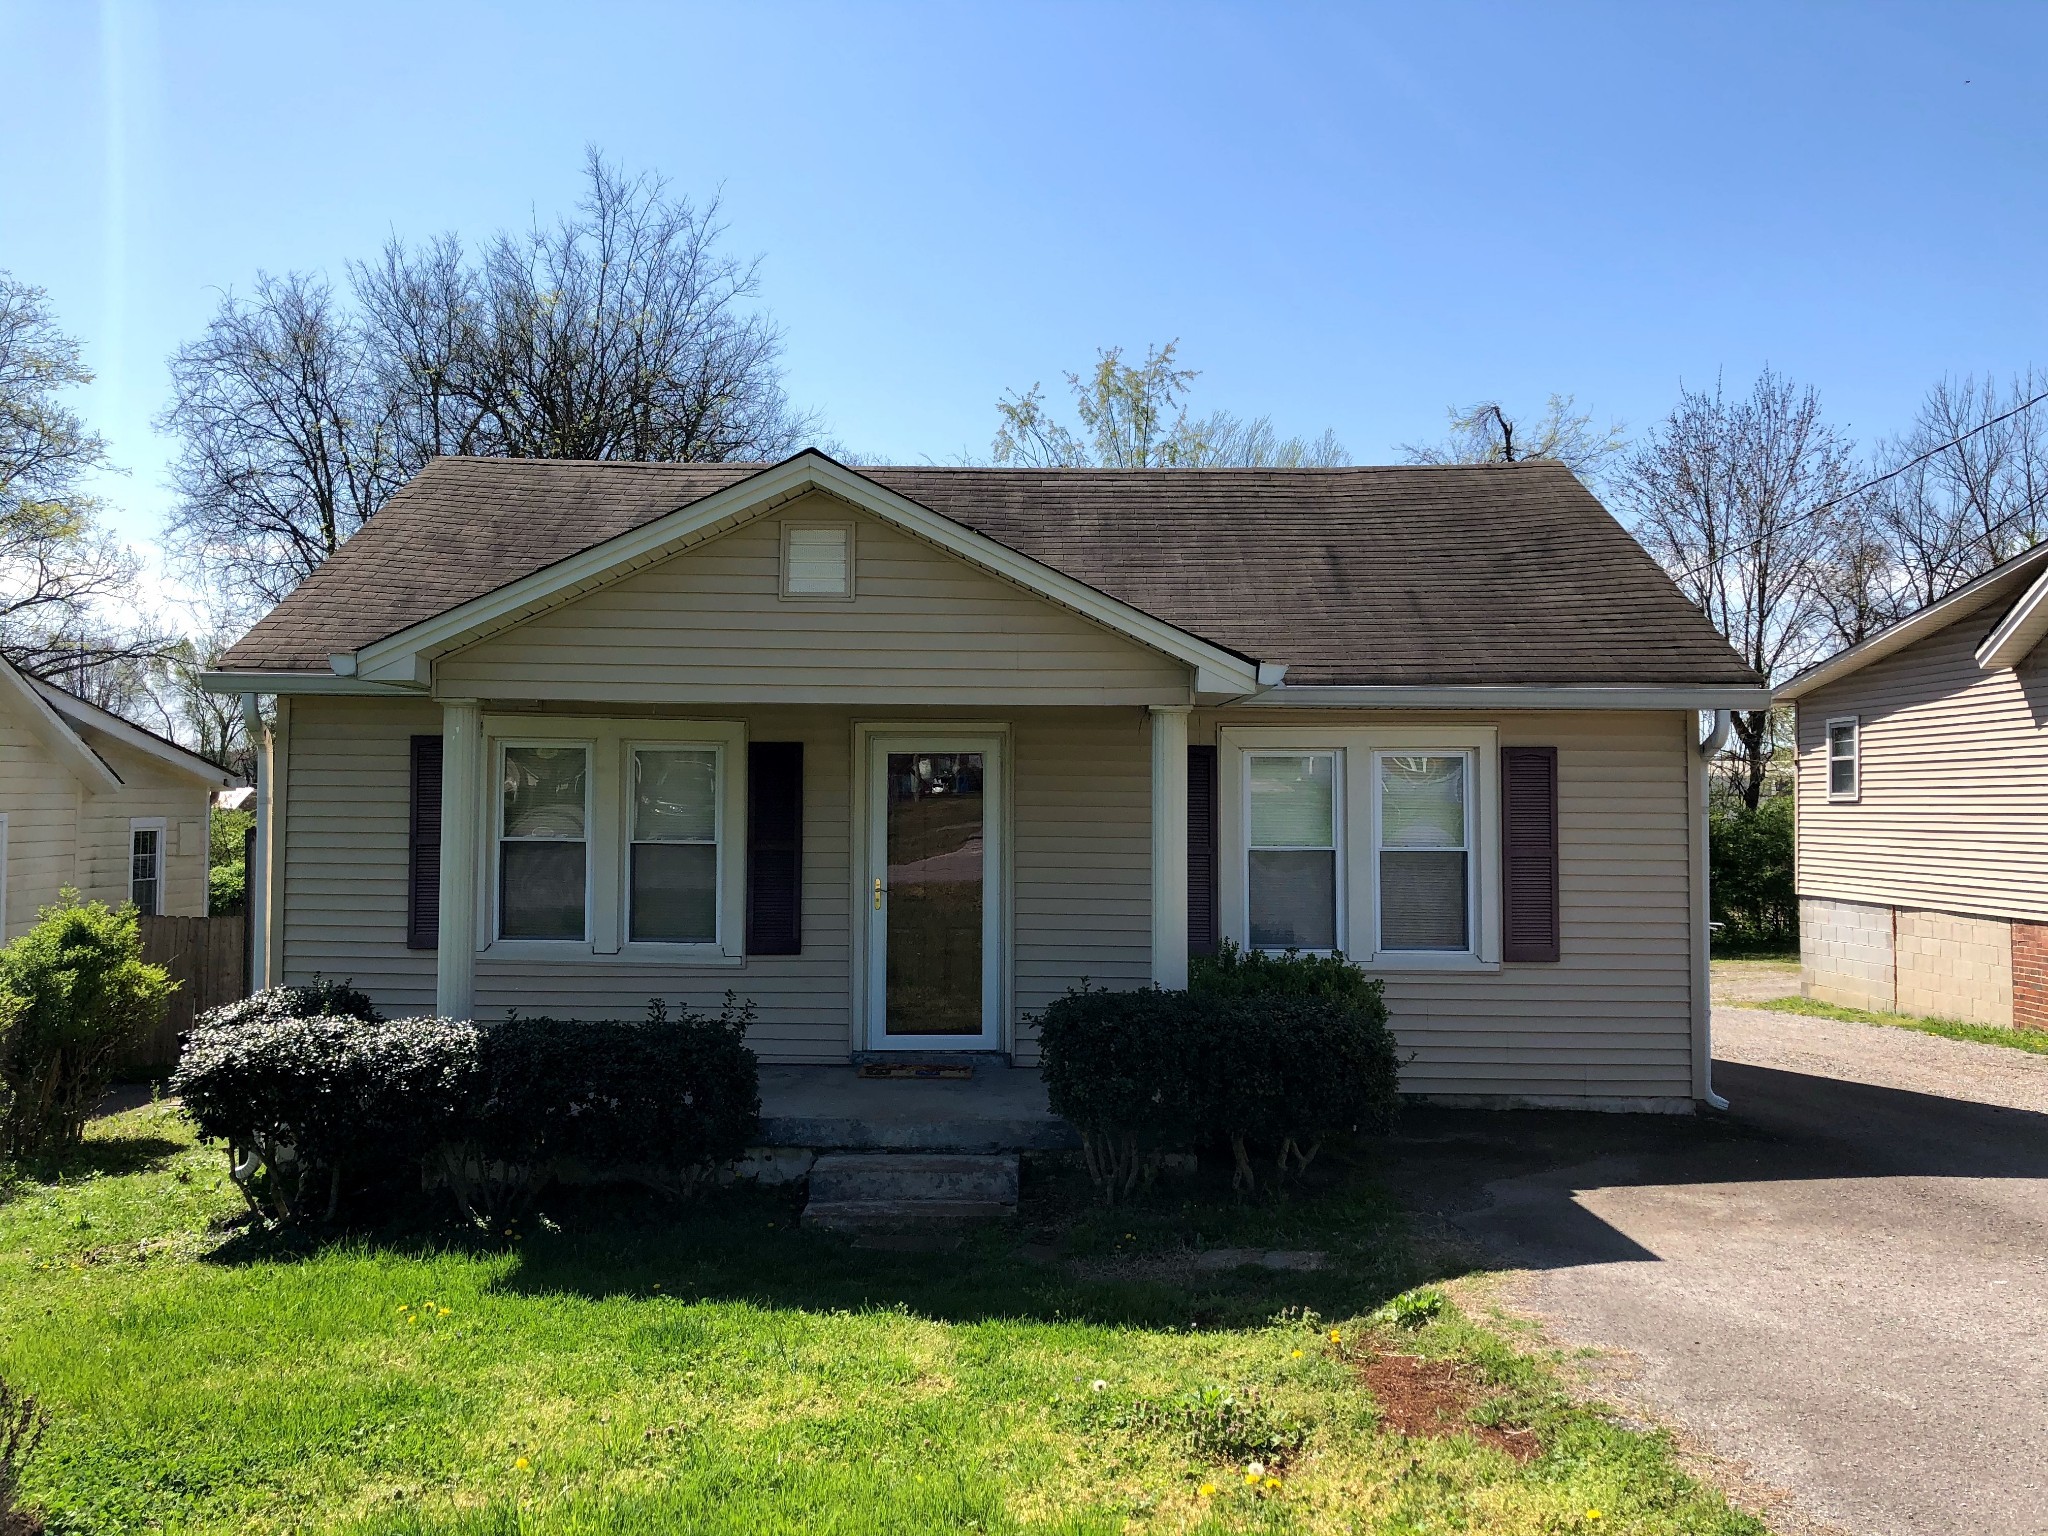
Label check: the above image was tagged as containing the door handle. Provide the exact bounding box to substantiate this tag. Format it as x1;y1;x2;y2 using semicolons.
873;876;885;909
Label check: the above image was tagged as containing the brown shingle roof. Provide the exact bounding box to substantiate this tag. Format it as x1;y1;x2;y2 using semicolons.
218;456;1758;687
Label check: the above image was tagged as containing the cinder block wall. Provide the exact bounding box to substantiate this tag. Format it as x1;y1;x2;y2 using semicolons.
1893;908;2012;1026
1801;896;1896;1012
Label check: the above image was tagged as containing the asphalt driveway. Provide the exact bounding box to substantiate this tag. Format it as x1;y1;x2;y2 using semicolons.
1386;967;2048;1536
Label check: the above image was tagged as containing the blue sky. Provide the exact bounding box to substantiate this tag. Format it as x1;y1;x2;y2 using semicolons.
3;0;2044;580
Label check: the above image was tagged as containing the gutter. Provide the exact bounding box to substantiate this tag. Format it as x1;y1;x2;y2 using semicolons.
1694;709;1732;1111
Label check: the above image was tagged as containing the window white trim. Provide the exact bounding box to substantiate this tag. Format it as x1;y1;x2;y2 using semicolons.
1218;725;1500;971
1242;749;1345;955
1825;716;1860;803
129;816;168;916
478;715;746;965
779;518;856;600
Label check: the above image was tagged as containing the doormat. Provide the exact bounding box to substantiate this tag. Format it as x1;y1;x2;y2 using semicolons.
857;1063;973;1081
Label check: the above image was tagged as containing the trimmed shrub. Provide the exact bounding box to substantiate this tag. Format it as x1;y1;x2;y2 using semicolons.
1040;948;1399;1201
1036;987;1206;1199
0;897;173;1156
173;994;477;1222
443;997;761;1225
1710;793;1796;953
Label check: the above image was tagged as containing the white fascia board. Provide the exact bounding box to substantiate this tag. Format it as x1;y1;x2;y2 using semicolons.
1778;541;2048;700
346;451;1264;694
1976;567;2048;671
1234;684;1776;711
0;660;122;790
30;680;233;786
199;670;426;697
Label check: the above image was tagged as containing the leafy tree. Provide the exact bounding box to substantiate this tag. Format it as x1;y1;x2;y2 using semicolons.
1401;394;1626;481
0;275;160;678
992;341;1346;468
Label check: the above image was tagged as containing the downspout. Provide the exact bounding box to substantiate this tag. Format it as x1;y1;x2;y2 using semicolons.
242;695;267;993
1694;709;1732;1110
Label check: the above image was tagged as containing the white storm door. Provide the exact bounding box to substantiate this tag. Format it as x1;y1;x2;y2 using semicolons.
863;734;1004;1051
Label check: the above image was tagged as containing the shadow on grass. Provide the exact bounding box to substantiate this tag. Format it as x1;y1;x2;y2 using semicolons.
199;1145;1447;1332
5;1133;188;1191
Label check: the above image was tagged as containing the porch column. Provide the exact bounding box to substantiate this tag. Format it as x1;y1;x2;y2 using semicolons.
436;697;483;1020
1150;705;1191;989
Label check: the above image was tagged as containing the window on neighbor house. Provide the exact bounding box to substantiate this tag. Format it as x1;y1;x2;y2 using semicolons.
1827;717;1859;800
782;524;852;597
629;747;720;944
130;821;163;916
498;744;589;940
1375;752;1472;952
1246;751;1339;951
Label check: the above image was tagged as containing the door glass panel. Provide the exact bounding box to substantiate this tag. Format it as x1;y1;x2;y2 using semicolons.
884;751;984;1035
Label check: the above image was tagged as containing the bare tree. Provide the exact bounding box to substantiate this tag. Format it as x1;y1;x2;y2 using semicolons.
992;341;1347;468
1621;370;1856;807
0;273;160;677
161;270;403;612
162;150;815;618
1402;394;1626;482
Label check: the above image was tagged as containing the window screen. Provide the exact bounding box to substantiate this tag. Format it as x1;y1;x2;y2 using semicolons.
1377;753;1470;952
630;747;719;943
499;745;588;940
1246;752;1338;950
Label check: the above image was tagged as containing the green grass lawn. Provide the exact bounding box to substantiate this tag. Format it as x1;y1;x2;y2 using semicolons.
1755;995;2048;1055
0;1101;1768;1536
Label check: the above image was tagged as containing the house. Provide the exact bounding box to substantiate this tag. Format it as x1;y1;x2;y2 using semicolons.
0;656;234;938
202;451;1766;1109
1777;541;2048;1030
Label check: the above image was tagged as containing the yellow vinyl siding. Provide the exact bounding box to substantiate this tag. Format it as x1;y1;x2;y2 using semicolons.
282;696;1698;1096
435;495;1191;707
1198;708;1698;1101
0;701;212;934
1796;593;2048;923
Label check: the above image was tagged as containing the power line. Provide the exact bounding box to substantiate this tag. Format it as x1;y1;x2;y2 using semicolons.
1665;385;2048;589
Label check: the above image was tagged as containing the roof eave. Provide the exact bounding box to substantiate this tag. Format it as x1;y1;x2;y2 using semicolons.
1236;683;1773;710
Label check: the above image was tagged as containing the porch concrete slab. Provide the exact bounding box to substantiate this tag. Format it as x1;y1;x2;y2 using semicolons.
757;1064;1079;1152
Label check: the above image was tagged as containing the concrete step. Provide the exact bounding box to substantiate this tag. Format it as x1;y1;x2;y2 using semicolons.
808;1152;1019;1204
801;1198;1015;1234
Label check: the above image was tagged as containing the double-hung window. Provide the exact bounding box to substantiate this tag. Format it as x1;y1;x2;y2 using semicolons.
1246;752;1340;951
1826;717;1859;801
629;747;720;944
1222;727;1499;967
129;819;164;916
1374;752;1472;952
499;744;589;940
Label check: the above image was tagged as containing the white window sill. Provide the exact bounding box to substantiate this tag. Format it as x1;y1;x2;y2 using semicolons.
478;939;744;968
1364;953;1501;974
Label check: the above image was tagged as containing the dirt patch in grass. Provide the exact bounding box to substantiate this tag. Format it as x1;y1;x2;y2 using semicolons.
1359;1351;1540;1462
3;1509;49;1536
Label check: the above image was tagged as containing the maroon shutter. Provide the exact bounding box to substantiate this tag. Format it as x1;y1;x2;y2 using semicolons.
746;742;803;955
1501;746;1560;963
407;735;443;950
1187;744;1220;957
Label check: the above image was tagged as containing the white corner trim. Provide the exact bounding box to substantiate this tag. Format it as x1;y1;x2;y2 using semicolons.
1976;566;2048;671
343;451;1263;695
1237;684;1773;711
0;658;123;791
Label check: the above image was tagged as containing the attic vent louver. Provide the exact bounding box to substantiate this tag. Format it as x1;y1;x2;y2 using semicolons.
782;524;852;598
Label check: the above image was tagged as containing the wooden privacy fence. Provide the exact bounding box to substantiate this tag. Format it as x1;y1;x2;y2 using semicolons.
122;914;248;1072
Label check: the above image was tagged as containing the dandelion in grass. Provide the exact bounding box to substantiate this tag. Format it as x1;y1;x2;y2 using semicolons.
1263;1477;1283;1490
1328;1329;1342;1345
1091;1379;1107;1392
515;1457;531;1471
1290;1349;1303;1359
1198;1483;1218;1498
1585;1513;1602;1523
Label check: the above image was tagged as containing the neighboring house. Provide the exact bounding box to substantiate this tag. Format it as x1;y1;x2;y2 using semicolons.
0;657;234;938
203;452;1766;1108
1779;541;2048;1030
